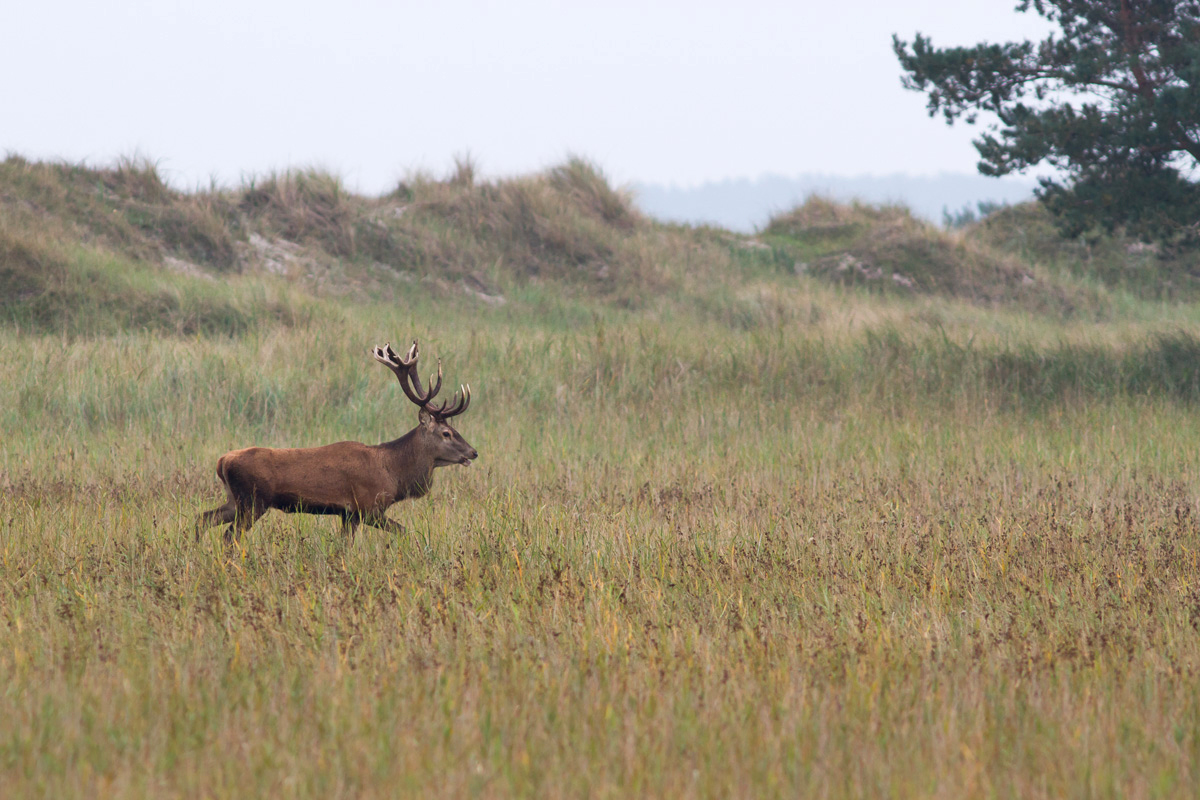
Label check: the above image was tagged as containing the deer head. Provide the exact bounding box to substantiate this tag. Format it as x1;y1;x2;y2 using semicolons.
372;340;477;466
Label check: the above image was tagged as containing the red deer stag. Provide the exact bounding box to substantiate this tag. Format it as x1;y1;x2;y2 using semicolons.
195;340;477;544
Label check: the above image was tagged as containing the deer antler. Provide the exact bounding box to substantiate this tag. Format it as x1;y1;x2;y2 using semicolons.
429;382;471;419
372;339;470;419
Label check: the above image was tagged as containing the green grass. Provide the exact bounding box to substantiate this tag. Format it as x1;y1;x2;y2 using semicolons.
758;197;1115;317
4;279;1200;797
5;155;1200;797
969;202;1200;302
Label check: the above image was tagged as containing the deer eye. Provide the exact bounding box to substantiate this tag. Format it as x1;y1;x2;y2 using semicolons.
442;430;451;438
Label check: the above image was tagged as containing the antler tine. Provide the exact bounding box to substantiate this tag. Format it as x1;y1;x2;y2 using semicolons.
371;342;400;369
433;383;471;419
399;340;419;367
453;383;472;417
373;340;419;370
425;359;443;403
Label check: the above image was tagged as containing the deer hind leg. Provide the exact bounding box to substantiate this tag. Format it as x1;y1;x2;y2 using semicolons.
218;462;270;546
197;464;240;542
194;502;236;541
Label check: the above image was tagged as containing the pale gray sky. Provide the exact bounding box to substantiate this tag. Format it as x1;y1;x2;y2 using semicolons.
2;1;1053;193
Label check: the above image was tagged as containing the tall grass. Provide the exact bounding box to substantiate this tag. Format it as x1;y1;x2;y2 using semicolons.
4;273;1200;796
5;154;1200;797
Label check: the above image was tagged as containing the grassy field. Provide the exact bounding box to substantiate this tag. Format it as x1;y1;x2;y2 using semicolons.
3;156;1200;797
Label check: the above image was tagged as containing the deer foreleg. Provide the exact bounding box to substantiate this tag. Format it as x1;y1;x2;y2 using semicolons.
362;512;406;537
223;504;266;545
194;503;236;541
341;514;361;542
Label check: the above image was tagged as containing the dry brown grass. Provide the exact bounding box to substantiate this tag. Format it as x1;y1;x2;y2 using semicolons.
764;197;1107;315
2;152;1150;330
7;151;1200;795
2;264;1200;796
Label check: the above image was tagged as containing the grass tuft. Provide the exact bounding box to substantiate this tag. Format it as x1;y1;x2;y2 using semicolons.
240;168;358;257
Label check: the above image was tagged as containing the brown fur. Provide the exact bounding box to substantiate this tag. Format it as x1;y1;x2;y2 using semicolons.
195;408;477;545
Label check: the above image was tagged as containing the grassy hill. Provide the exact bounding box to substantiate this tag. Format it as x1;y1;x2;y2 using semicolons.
4;154;1200;797
6;152;1200;334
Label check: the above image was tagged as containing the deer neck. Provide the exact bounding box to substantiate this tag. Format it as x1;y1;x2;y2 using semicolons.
379;427;437;498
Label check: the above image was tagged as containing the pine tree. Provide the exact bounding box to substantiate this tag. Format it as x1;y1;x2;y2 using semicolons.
895;1;1200;242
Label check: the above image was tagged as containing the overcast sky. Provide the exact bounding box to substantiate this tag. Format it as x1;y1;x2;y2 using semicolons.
2;1;1054;194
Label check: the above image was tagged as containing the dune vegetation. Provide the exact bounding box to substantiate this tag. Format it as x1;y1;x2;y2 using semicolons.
3;154;1200;797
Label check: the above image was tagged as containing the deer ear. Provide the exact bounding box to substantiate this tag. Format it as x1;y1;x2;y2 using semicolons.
418;408;434;426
